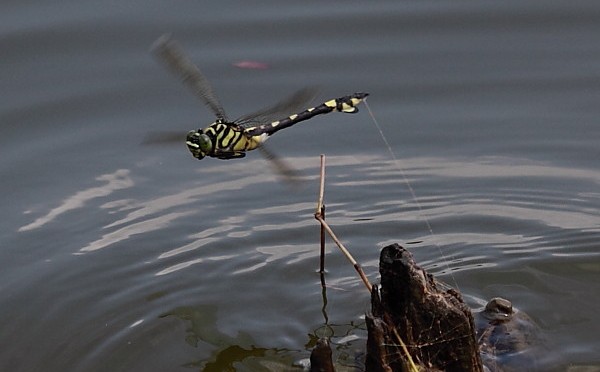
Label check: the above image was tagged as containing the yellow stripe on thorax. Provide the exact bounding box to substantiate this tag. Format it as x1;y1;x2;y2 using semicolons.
220;129;237;147
226;133;264;151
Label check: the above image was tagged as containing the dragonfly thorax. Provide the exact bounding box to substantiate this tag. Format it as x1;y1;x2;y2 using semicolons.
186;130;213;160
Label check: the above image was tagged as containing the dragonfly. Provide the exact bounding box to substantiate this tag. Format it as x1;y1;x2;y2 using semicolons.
150;34;368;175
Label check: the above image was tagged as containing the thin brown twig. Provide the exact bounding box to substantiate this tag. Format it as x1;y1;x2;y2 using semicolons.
318;155;326;273
314;155;372;292
315;214;372;292
388;315;420;372
312;155;419;371
317;154;325;212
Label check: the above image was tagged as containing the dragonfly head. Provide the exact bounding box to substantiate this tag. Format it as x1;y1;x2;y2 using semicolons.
186;130;213;160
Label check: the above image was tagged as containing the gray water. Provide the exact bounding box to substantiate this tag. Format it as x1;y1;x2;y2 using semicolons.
2;1;599;371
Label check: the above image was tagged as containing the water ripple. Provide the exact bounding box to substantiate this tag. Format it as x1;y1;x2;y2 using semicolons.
78;211;194;253
18;169;133;232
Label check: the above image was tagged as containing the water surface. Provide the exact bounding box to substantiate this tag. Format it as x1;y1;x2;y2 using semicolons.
1;1;599;371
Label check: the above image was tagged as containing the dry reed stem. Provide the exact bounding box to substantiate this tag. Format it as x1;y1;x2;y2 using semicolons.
313;154;418;372
314;155;372;292
318;155;326;273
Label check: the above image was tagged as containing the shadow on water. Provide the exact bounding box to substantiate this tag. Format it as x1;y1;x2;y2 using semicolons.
160;300;367;371
160;305;292;371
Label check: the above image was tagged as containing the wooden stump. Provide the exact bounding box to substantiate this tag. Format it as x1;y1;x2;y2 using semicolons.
365;243;484;372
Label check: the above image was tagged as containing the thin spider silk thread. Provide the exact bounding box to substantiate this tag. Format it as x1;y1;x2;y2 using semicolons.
363;98;459;291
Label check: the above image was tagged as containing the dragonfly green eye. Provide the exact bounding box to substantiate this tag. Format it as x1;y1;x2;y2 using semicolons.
186;130;213;160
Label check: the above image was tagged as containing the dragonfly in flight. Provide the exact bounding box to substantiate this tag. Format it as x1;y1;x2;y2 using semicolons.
150;35;368;177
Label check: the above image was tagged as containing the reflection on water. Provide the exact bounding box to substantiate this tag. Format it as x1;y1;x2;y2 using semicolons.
18;169;134;232
19;156;598;259
160;303;366;371
80;211;195;253
160;305;291;370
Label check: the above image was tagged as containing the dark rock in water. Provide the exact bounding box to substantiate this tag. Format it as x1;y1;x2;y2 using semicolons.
475;297;542;372
310;338;335;372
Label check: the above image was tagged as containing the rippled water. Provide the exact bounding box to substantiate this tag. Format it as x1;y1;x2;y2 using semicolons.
2;1;599;371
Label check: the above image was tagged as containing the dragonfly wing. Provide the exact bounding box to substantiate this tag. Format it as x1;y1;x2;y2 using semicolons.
140;131;184;145
235;87;319;128
151;34;228;122
257;145;303;185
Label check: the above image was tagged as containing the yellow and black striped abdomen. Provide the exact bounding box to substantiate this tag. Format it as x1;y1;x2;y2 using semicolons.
244;92;368;137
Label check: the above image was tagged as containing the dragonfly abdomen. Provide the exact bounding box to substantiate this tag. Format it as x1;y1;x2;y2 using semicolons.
245;92;369;137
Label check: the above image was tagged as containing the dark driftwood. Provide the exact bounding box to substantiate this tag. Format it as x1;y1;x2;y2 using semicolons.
310;338;335;372
365;243;484;372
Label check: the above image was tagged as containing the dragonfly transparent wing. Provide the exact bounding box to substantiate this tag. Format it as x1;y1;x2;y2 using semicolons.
151;34;228;122
257;145;304;185
140;131;183;145
235;87;319;128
